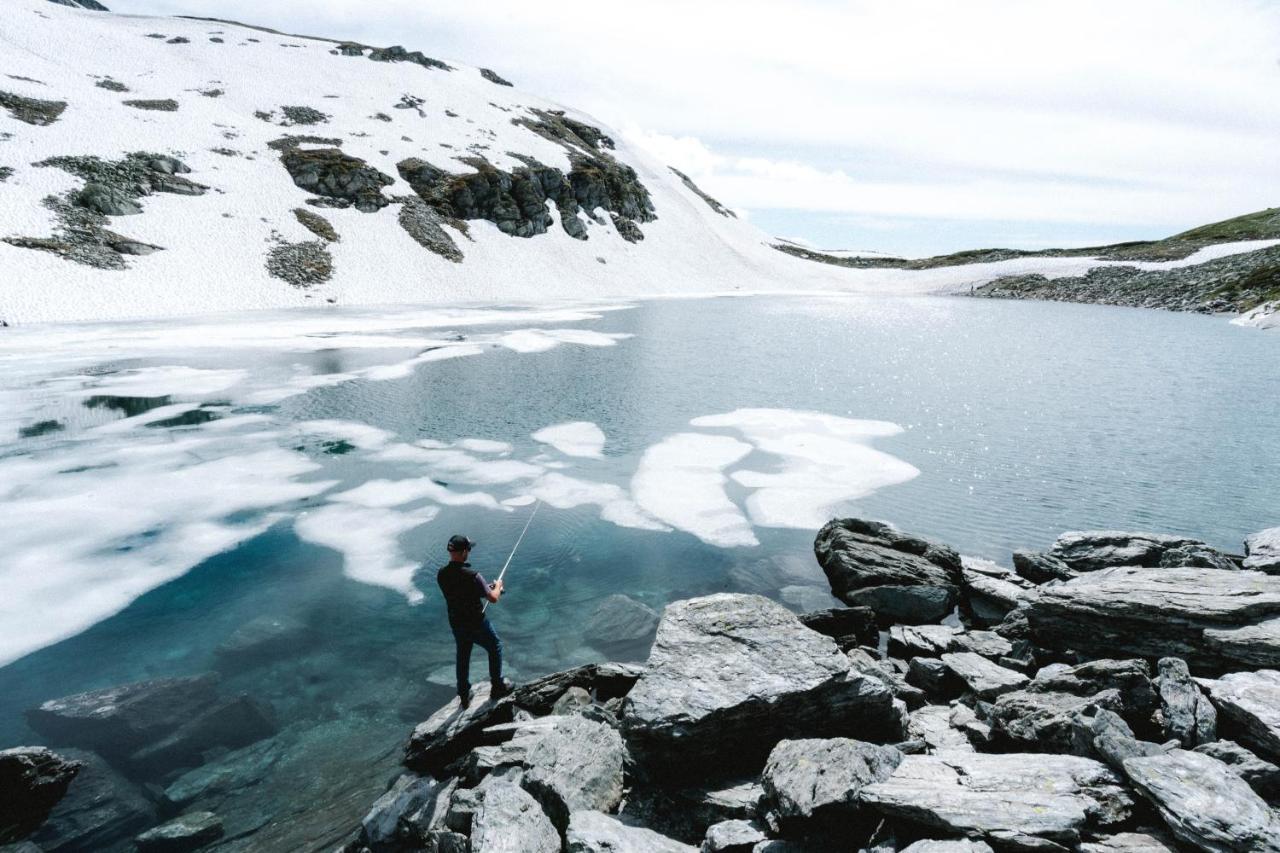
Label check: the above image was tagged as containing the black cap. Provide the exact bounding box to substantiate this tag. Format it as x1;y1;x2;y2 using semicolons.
447;534;475;552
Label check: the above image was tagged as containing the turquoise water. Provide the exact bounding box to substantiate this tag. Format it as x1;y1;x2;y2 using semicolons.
1;294;1278;849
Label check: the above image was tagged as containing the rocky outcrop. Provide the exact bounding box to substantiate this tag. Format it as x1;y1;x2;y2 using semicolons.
0;747;82;843
279;146;394;212
860;753;1133;848
266;240;334;287
1043;530;1238;573
1123;749;1280;852
621;594;899;776
1026;566;1280;672
669;167;736;218
521;714;626;831
0;89;67;125
123;98;179;111
397;197;463;262
480;68;513;86
813;518;962;624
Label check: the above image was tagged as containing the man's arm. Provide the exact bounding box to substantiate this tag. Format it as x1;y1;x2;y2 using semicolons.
476;572;503;603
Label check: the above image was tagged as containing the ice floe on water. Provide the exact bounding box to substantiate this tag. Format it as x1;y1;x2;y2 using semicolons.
332;478;508;512
498;328;631;353
294;504;440;602
532;421;607;458
632;433;758;547
68;366;248;399
692;408;921;530
527;472;667;532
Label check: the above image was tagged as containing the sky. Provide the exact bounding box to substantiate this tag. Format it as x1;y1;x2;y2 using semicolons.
108;0;1280;256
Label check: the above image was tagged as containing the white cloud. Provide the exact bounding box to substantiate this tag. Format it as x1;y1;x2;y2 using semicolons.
110;0;1280;243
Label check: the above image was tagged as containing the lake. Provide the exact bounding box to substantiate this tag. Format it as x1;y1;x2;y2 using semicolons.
2;294;1278;850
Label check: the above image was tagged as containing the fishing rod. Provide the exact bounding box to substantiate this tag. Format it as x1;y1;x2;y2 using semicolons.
483;499;540;612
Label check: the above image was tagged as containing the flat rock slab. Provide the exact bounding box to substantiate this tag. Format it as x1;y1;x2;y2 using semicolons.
814;518;961;624
1197;669;1280;761
761;738;901;826
566;810;695;853
622;594;897;776
0;746;82;844
1245;527;1280;574
1078;833;1178;853
860;753;1132;848
940;652;1028;700
989;689;1124;754
31;748;156;852
1194;739;1280;798
1048;531;1237;572
907;705;975;755
703;818;766;853
134;811;223;853
470;782;559;853
1123;749;1280;853
1026;567;1280;672
900;842;994;853
404;682;514;773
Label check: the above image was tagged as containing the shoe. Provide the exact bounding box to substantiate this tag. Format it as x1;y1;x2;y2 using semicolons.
458;688;472;709
490;678;513;701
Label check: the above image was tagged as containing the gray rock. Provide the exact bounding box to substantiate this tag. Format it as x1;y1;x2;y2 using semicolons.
521;714;626;831
622;594;898;777
134;812;223;853
1026;567;1280;671
702;819;766;853
162;737;283;808
900;842;995;853
1027;659;1157;720
567;810;696;853
1244;527;1280;574
122;98;179;112
1193;739;1280;798
907;705;975;755
0;90;67;125
940;652;1028;700
280;147;393;212
760;738;901;828
1048;530;1237;572
1155;658;1216;747
25;674;220;760
861;752;1132;849
31;749;155;852
1078;833;1177;853
906;657;955;702
619;779;761;845
360;773;440;849
404;682;515;774
1085;709;1164;772
1012;550;1077;584
959;558;1037;627
266;239;333;287
988;689;1125;754
889;624;959;659
1197;669;1280;761
0;747;82;843
77;182;142;216
847;648;926;709
814;518;962;625
551;686;592;716
1122;749;1280;852
470;782;559;853
480;67;513;86
584;594;659;659
292;208;338;243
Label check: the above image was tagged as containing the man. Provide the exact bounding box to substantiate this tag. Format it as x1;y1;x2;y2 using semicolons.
437;534;511;707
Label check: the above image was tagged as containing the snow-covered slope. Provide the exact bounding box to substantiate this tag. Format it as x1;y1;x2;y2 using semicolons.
0;1;1274;324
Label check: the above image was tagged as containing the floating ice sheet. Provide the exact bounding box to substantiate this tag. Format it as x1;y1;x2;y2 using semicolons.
532;421;607;458
631;432;756;547
294;504;440;602
528;472;667;532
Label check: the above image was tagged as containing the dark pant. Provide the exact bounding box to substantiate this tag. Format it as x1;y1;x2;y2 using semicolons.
451;617;502;696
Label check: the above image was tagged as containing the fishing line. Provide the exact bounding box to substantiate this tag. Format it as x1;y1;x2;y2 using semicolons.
483;499;540;612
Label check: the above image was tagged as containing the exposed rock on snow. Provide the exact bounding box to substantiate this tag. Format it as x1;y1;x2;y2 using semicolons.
669;167;736;218
1026;566;1280;672
265;239;333;287
292;207;338;242
813;518;962;625
622;594;898;776
1122;748;1280;852
0;746;82;843
279;145;394;212
0;89;67;125
122;97;179;111
398;196;464;262
480;67;513;86
860;752;1132;848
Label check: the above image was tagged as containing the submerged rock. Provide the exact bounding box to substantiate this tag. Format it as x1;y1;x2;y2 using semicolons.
134;811;223;853
860;752;1132;849
566;810;695;853
0;747;82;843
583;594;659;659
31;748;156;852
813;518;962;625
622;594;898;777
1026;566;1280;672
1122;749;1280;852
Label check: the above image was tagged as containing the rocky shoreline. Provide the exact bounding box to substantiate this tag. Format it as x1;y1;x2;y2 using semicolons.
7;518;1280;852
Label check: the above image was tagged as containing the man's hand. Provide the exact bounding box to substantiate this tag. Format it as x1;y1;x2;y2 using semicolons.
487;578;504;603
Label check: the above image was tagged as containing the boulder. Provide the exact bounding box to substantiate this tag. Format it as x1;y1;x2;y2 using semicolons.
702;819;767;853
1193;739;1280;799
988;689;1124;754
1197;669;1280;761
1122;749;1280;852
907;705;975;755
1011;550;1076;584
521;714;626;831
77;182;142;216
134;811;223;853
1026;659;1157;720
360;773;441;850
798;607;879;650
583;594;659;659
470;781;559;853
1026;567;1280;672
958;558;1037;627
551;686;592;716
1244;527;1280;574
906;657;955;702
888;625;958;659
127;694;276;777
31;749;156;852
279;147;393;212
814;518;961;624
759;738;901;830
620;779;761;845
0;747;82;843
1078;833;1177;852
25;674;220;760
566;810;695;853
511;662;644;715
939;652;1028;700
1154;658;1216;747
622;594;898;777
404;682;514;774
1048;531;1238;572
860;752;1132;849
847;649;927;709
